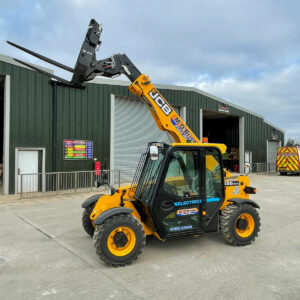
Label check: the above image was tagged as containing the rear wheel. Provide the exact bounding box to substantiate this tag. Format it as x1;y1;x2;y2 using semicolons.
93;214;146;267
82;204;95;237
219;204;260;246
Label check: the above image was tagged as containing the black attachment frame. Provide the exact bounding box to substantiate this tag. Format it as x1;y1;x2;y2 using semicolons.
7;19;141;88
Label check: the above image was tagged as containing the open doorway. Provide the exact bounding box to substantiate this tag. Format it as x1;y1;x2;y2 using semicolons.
0;76;4;194
203;110;240;172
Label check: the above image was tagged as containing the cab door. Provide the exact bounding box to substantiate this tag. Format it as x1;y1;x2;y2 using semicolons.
202;147;225;229
151;148;203;237
151;146;225;238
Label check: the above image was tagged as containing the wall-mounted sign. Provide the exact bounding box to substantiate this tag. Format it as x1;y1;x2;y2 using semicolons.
64;140;93;160
218;104;230;113
271;133;278;140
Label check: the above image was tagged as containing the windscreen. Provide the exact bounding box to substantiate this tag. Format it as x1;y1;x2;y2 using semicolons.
131;151;164;203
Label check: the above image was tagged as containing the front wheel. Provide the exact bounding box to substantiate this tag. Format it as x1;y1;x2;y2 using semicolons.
219;204;260;246
93;214;146;267
82;204;95;237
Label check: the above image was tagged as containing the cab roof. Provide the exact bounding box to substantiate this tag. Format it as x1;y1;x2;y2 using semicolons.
171;143;227;154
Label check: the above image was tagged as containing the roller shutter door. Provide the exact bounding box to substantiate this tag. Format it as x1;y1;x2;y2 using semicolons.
267;140;279;172
113;96;180;184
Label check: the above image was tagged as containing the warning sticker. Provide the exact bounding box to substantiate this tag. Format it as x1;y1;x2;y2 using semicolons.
176;208;198;216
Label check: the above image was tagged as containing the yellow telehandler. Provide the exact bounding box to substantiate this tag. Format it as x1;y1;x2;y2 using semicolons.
9;19;260;267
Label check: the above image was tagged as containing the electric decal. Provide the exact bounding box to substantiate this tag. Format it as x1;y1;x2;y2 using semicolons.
174;199;201;207
174;198;220;207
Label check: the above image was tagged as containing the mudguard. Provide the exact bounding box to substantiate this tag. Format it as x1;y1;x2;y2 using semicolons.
81;194;105;208
94;207;133;226
228;198;260;209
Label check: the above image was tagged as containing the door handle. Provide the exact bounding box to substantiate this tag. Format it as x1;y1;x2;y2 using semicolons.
161;200;174;211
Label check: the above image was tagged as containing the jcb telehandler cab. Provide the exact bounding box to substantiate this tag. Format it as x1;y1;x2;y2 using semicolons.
9;19;260;267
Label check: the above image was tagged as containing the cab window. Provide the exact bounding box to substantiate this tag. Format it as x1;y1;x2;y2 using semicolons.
159;150;200;233
205;148;223;199
161;150;200;198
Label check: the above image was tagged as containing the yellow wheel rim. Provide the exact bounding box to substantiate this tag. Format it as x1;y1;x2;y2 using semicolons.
107;226;136;257
235;213;255;238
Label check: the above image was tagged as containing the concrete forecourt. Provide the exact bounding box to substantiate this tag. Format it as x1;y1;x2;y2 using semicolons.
0;174;299;299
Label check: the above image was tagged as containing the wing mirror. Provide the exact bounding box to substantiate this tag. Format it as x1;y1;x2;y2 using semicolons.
149;145;159;161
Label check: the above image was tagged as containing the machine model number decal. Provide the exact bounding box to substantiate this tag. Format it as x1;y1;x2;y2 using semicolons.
171;116;197;143
170;225;193;232
177;208;198;216
148;89;172;116
224;181;239;186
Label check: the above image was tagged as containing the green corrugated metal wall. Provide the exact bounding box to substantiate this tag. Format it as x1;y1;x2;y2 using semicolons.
0;61;53;193
0;60;284;193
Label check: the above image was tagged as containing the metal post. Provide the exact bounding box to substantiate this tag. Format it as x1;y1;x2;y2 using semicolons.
52;82;57;172
90;171;93;191
75;172;78;192
57;172;60;194
20;174;23;196
239;116;245;174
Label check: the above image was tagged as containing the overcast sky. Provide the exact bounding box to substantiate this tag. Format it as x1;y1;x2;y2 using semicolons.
1;0;299;141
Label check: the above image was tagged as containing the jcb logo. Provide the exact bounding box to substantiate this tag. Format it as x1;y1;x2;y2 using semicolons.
148;89;172;116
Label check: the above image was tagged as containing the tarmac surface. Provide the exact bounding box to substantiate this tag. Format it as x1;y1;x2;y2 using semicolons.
0;174;300;299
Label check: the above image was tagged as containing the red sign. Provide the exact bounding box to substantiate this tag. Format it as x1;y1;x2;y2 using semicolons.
95;161;101;176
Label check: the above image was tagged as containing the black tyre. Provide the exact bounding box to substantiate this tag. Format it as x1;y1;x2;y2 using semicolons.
280;172;287;175
82;204;96;237
219;204;260;246
93;214;146;267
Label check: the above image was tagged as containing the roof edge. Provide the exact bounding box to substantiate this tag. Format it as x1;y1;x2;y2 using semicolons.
0;53;54;74
264;120;286;134
90;78;264;118
90;78;286;133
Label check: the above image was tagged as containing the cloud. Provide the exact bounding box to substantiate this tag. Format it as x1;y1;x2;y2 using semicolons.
0;0;300;139
176;64;300;139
